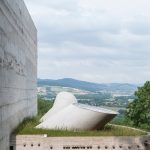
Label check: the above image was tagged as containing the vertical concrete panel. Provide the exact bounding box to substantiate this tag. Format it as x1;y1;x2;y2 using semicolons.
0;0;37;149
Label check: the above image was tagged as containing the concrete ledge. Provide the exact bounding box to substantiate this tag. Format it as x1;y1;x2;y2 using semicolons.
10;135;150;150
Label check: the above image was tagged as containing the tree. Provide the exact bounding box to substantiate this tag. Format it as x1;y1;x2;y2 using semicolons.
126;81;150;126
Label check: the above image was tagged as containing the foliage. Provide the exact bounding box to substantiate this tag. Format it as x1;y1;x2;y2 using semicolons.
126;81;150;127
76;93;111;106
111;109;127;125
38;97;53;116
114;95;135;107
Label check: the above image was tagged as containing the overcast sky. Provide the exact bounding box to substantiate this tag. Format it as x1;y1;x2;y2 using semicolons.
24;0;150;83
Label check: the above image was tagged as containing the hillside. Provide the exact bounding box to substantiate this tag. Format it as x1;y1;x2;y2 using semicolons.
38;78;137;93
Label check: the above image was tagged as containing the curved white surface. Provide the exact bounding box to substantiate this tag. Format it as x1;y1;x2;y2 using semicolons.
40;92;77;122
37;92;118;130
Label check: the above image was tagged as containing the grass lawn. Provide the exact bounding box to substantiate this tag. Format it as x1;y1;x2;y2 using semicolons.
12;98;147;137
13;117;147;137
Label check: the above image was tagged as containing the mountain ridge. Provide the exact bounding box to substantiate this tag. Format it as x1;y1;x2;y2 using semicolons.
38;78;137;92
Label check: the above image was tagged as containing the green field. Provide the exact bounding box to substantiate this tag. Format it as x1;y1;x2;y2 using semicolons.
13;98;147;136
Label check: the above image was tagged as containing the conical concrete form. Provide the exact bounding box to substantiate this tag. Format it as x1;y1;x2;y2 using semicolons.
40;92;77;122
37;92;118;130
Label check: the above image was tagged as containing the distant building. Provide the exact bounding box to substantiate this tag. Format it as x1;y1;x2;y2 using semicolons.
37;87;47;95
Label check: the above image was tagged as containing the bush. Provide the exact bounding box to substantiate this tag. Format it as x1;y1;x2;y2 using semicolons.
38;97;53;116
126;81;150;128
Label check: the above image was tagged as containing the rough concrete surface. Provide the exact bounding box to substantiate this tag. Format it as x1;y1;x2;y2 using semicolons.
0;0;37;149
10;135;150;150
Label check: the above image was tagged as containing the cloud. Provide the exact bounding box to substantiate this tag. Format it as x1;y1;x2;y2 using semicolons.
24;0;150;83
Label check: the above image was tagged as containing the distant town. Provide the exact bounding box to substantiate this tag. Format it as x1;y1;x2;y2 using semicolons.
37;78;137;111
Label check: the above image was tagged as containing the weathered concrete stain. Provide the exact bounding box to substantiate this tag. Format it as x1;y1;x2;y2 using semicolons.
0;0;37;149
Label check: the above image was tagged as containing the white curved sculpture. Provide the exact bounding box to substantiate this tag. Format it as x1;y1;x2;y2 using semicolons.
40;92;77;122
37;92;118;130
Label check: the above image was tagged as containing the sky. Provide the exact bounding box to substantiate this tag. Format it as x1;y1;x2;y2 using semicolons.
24;0;150;83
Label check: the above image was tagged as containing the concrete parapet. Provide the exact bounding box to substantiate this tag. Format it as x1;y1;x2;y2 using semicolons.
10;135;150;150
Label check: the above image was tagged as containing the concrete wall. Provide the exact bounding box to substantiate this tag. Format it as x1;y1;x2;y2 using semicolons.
10;135;150;150
0;0;37;149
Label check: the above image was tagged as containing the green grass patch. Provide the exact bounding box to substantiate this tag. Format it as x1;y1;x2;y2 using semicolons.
13;98;147;136
13;117;146;136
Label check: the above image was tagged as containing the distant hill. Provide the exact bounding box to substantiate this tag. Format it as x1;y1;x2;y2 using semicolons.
37;78;137;92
